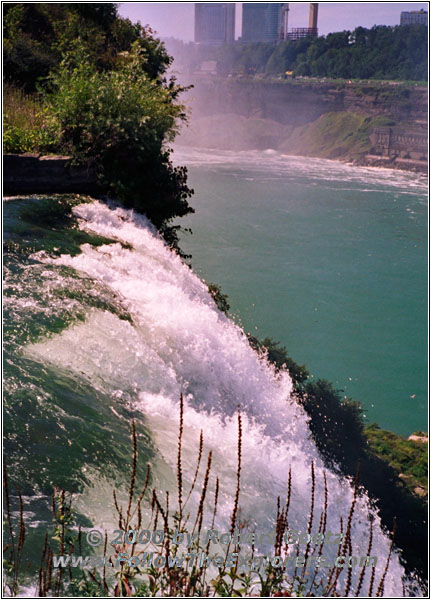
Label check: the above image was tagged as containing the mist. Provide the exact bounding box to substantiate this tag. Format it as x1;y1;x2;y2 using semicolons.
163;33;427;167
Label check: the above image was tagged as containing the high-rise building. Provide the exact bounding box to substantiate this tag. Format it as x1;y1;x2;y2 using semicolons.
280;4;289;39
242;3;285;43
400;9;428;26
194;3;235;46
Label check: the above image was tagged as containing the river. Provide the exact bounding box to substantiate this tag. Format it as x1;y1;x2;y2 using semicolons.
173;148;428;436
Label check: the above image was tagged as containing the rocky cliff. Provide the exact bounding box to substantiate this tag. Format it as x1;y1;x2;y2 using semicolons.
185;77;427;126
179;78;427;171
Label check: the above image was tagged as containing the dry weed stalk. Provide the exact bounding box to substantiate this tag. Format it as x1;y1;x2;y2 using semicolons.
230;409;242;536
4;396;407;598
177;394;184;524
3;465;26;597
375;518;397;597
356;516;374;596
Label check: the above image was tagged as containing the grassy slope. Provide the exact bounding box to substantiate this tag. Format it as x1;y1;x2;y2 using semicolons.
3;85;57;154
365;424;428;496
279;111;396;160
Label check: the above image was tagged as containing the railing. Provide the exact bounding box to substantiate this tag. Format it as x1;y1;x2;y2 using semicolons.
286;28;318;40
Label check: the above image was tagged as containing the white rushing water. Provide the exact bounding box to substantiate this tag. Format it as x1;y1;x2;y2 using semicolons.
173;147;428;196
26;200;410;595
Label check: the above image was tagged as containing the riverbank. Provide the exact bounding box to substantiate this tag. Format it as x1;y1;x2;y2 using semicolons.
178;111;427;174
178;78;428;174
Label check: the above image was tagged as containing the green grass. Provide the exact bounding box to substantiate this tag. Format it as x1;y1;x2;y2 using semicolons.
3;85;59;154
279;111;396;160
365;423;428;495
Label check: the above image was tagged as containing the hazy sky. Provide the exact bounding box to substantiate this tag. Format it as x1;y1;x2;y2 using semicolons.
118;2;428;40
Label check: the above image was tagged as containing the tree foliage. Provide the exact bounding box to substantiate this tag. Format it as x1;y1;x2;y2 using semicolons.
3;3;194;239
173;24;428;81
3;3;173;90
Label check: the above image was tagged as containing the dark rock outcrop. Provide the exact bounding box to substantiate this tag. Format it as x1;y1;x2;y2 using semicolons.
3;154;103;195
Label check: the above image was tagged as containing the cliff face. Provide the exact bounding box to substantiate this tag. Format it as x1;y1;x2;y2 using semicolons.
180;78;427;171
186;78;428;126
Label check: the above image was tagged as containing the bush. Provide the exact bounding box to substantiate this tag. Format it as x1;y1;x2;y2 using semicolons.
3;4;194;240
297;379;366;470
45;43;194;228
249;336;309;385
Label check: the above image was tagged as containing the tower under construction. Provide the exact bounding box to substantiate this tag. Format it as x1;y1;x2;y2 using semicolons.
284;3;319;40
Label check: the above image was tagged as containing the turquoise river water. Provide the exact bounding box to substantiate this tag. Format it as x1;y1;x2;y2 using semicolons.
174;148;428;436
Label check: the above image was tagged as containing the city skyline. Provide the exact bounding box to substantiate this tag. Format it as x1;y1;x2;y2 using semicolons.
118;2;428;41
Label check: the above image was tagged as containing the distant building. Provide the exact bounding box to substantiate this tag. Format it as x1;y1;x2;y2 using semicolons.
309;3;318;29
400;9;428;26
242;3;285;43
194;3;235;46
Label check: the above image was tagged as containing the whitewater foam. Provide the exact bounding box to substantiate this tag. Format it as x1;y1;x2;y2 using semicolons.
173;146;428;198
25;200;410;595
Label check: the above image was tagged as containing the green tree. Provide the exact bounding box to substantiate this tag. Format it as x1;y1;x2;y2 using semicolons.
184;24;428;81
4;4;195;247
46;42;194;229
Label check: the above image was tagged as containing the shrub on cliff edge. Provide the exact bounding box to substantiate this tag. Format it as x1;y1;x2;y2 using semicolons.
45;42;194;231
3;4;194;249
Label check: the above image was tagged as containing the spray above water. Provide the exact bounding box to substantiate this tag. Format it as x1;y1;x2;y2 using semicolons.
23;200;411;595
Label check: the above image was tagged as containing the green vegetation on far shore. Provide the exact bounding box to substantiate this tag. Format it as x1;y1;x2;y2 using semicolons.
167;23;427;81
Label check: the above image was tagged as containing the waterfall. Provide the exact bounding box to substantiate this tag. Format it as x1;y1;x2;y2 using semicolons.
12;199;411;596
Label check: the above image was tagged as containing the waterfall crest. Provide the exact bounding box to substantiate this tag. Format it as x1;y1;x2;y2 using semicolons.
20;200;410;595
